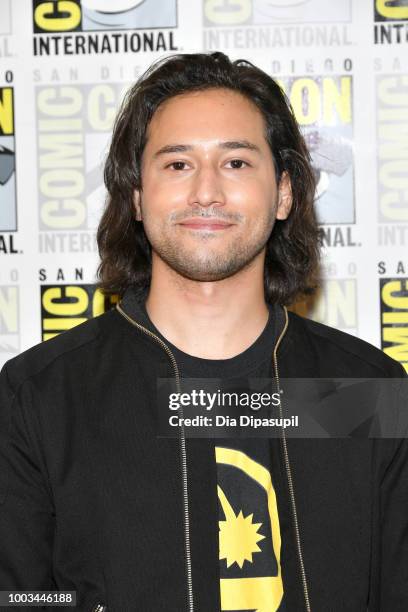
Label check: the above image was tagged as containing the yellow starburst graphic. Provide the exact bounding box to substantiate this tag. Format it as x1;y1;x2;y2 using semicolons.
218;484;266;569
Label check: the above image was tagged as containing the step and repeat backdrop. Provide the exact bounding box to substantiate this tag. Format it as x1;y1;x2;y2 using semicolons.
0;0;407;371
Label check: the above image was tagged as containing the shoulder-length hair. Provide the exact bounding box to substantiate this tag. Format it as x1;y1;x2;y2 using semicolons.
97;51;320;305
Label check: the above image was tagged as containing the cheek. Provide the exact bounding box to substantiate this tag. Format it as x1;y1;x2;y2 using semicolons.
143;176;189;210
228;181;275;214
226;171;275;199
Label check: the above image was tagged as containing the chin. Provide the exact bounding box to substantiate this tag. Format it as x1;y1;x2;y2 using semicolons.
171;261;244;282
177;272;235;283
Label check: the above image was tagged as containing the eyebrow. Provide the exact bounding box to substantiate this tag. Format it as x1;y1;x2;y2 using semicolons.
153;140;261;158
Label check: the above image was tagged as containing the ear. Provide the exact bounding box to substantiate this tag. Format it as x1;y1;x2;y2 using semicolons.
276;171;293;220
133;189;142;221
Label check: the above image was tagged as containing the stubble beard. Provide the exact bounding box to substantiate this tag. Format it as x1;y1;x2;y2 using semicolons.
143;213;275;282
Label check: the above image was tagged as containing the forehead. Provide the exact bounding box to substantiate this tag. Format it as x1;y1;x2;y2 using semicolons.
145;88;267;145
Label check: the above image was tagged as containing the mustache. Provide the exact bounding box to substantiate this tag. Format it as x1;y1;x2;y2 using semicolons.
171;209;243;223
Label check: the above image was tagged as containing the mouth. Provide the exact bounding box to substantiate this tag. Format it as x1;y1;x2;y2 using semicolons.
178;219;234;231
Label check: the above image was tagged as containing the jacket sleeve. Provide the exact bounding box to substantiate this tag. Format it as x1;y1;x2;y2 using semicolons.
0;363;55;591
376;372;408;610
378;437;408;610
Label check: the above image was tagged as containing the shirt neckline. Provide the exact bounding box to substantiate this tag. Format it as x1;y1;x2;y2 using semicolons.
139;299;276;379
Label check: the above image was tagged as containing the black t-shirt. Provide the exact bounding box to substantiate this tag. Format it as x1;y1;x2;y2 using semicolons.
141;301;286;612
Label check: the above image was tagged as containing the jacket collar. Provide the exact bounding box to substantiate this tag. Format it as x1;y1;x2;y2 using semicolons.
119;284;289;355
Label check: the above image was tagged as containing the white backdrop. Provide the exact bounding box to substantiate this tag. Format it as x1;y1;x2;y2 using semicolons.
0;0;407;371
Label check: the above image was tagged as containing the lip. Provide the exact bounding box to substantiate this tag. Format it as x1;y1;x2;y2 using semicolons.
178;219;233;230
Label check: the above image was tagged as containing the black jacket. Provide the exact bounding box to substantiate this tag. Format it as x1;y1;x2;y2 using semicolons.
0;288;407;612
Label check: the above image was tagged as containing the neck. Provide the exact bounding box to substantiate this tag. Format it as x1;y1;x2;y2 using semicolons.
144;256;269;360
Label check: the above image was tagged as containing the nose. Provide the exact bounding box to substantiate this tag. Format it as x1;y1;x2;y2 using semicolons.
187;164;225;209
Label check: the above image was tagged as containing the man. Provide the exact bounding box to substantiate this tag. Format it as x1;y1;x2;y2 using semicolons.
0;52;406;612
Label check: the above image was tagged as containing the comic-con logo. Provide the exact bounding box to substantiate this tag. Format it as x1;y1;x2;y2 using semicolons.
32;0;177;33
41;284;116;340
376;74;408;223
278;75;354;225
0;86;17;232
204;0;351;26
292;278;357;333
36;83;125;233
380;278;408;372
0;285;19;364
374;1;408;44
374;0;408;22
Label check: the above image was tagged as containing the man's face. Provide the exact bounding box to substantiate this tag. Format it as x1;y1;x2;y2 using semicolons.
134;87;292;282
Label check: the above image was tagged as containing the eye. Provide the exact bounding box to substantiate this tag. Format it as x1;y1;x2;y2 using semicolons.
226;159;249;169
166;161;188;171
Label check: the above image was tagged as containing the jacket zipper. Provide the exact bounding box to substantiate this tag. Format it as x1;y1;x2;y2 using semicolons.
117;301;311;611
273;306;311;612
116;303;195;612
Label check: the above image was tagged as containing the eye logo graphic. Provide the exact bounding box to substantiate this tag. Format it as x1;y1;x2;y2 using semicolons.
254;0;350;22
81;0;145;10
204;0;350;26
255;0;311;21
33;0;177;33
0;86;17;232
81;0;149;29
267;0;309;5
0;145;14;186
216;447;283;612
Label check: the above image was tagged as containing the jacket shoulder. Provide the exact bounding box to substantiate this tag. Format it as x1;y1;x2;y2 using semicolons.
287;310;405;377
2;309;117;392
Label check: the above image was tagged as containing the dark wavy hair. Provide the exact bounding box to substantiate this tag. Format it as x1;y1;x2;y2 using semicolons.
97;51;320;305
